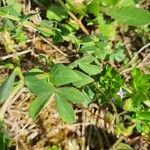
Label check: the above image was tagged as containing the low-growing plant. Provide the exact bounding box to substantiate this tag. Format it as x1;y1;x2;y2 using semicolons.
0;0;150;149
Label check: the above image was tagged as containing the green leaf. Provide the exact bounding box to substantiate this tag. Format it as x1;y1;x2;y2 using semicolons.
109;48;125;62
56;94;75;123
123;98;134;111
132;92;148;106
100;0;119;6
50;64;81;86
0;8;6;16
98;23;116;40
6;0;16;5
69;55;97;68
53;29;63;43
72;70;94;87
3;18;15;31
29;93;53;120
94;48;108;60
110;6;150;26
132;68;150;92
94;41;111;60
78;62;100;75
87;0;99;16
123;125;135;136
76;55;96;64
80;45;96;52
115;143;133;150
47;4;67;21
37;20;53;37
57;87;86;104
0;132;5;150
0;5;21;17
116;0;135;7
0;71;16;104
66;0;86;16
136;112;150;121
0;121;10;150
25;75;55;96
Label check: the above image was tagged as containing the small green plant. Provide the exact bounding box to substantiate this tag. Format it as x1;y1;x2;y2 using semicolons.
25;57;101;123
0;0;150;148
0;121;11;150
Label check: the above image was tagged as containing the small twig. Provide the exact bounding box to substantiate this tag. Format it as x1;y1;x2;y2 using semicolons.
0;48;33;61
120;67;134;74
138;53;150;67
111;136;124;150
41;37;68;57
59;0;89;35
2;0;6;5
81;109;86;150
137;43;150;54
57;122;92;130
128;43;150;65
14;120;32;139
68;12;89;35
120;43;150;74
18;139;29;150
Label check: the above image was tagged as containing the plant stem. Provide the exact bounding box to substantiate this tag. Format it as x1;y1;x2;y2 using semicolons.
0;81;24;120
111;136;124;150
59;0;89;35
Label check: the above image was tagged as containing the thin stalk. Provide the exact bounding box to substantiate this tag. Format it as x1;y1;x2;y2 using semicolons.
0;81;24;120
111;136;124;150
4;14;37;29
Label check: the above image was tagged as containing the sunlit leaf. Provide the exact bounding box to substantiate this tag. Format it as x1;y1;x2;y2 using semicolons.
47;4;67;21
25;75;55;95
50;64;81;86
0;71;16;104
110;6;150;26
136;112;150;121
56;94;75;123
57;87;86;104
78;62;100;75
115;143;133;150
72;70;94;87
29;93;53;120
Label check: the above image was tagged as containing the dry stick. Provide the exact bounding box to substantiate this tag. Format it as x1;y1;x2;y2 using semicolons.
68;12;89;35
0;48;33;61
40;37;68;57
128;42;150;65
111;136;124;150
81;109;86;150
14;120;32;140
120;43;150;73
138;53;150;67
59;0;89;35
18;139;29;150
1;0;6;6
